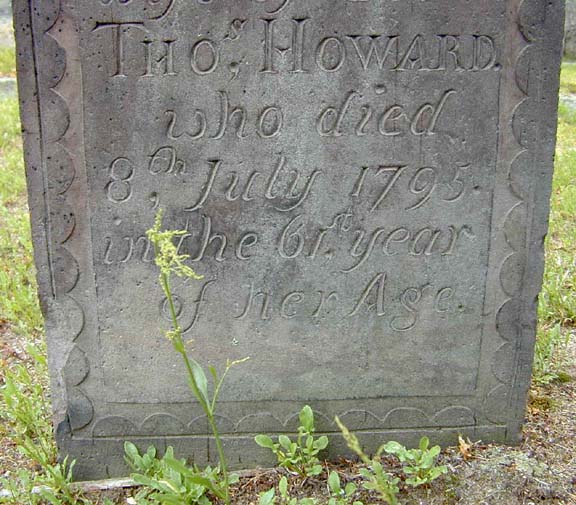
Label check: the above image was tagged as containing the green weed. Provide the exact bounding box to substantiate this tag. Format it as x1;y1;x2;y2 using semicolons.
382;437;448;488
335;417;400;505
258;476;318;505
147;210;248;505
0;345;87;504
335;419;448;503
124;442;218;505
327;471;363;505
255;405;329;477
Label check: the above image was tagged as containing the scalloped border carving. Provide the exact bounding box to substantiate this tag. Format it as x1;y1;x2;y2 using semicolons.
39;0;94;433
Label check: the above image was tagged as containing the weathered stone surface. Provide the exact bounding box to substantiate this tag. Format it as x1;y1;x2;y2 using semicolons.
15;0;564;480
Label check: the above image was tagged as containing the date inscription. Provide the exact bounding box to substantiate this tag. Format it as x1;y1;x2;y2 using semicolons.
89;1;497;340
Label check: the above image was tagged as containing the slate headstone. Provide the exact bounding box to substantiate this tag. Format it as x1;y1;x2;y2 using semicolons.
14;0;564;480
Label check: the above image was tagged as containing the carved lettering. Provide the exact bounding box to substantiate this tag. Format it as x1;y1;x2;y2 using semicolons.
94;22;498;79
106;158;134;203
237;284;272;320
261;18;309;74
281;291;304;318
143;39;177;77
184;156;320;212
317;90;455;138
165;92;284;141
190;39;220;75
349;272;387;317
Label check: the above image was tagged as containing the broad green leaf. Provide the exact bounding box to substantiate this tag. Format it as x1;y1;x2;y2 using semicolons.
345;482;357;495
299;405;314;432
152;496;183;505
158;478;181;493
132;474;157;487
279;435;292;450
259;487;276;505
189;359;209;407
187;474;221;497
359;468;372;479
382;441;404;455
308;464;323;476
124;441;140;462
328;471;341;494
421;454;434;467
314;436;329;450
419;436;430;451
163;456;194;477
279;475;288;497
255;434;275;449
209;365;218;384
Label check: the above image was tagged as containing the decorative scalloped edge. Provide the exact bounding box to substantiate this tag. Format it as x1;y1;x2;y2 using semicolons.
485;0;548;426
90;405;478;438
41;0;94;432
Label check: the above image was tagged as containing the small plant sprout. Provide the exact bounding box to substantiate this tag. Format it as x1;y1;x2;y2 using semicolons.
383;436;448;487
335;417;400;505
255;405;329;477
258;476;319;505
146;210;248;505
125;442;213;504
327;470;364;505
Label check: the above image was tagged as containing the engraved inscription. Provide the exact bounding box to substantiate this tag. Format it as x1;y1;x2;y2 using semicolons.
317;90;456;138
91;16;499;79
85;0;502;405
165;92;284;141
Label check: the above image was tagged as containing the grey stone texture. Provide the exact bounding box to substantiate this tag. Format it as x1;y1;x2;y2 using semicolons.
14;0;564;480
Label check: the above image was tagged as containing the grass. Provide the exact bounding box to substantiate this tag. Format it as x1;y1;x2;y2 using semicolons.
539;100;576;327
0;46;16;78
559;61;576;95
532;63;576;383
0;93;67;502
0;44;573;500
0;97;42;338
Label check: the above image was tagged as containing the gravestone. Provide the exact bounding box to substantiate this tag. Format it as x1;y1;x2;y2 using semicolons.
14;0;564;480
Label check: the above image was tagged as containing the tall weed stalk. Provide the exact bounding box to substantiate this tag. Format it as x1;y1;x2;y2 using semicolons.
147;210;247;504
